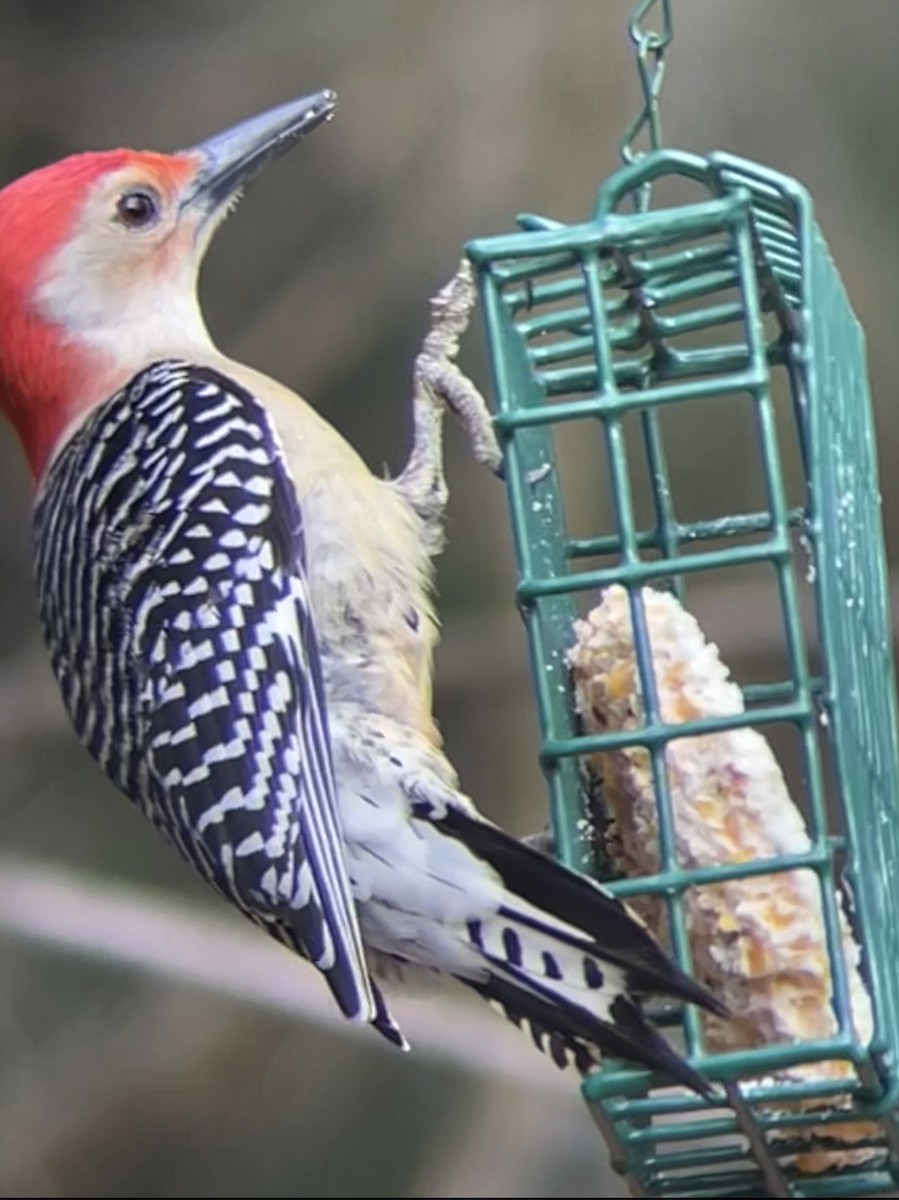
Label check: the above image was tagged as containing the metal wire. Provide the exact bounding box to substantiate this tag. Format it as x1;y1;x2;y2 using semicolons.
723;1083;792;1198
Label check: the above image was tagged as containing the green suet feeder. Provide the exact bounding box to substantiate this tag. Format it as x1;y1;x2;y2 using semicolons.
465;3;899;1196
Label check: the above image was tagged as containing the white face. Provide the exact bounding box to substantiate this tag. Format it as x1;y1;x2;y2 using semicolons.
35;162;218;363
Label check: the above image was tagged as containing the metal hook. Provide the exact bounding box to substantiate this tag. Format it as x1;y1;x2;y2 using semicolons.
618;0;673;211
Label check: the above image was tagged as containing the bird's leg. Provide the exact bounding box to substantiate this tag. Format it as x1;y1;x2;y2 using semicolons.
402;264;544;842
397;257;502;550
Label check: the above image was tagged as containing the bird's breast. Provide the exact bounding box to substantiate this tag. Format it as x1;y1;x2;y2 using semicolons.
233;365;441;740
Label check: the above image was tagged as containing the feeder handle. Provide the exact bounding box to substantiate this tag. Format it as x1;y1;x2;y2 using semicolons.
593;149;714;220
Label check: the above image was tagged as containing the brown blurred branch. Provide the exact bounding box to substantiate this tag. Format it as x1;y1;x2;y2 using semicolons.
0;853;572;1096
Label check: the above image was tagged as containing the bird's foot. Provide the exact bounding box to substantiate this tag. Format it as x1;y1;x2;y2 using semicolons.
397;258;502;545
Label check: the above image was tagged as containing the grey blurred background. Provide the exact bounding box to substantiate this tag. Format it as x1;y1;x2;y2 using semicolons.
1;1;898;1196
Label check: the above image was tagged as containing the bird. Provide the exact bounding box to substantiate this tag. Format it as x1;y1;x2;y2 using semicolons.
0;90;726;1096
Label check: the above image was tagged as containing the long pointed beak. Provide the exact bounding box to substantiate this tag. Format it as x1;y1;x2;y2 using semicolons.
181;90;337;213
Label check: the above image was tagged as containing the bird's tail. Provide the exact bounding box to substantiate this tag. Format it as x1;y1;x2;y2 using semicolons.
430;805;726;1098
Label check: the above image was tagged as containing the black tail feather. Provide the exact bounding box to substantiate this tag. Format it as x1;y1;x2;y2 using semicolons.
461;957;715;1098
429;804;727;1020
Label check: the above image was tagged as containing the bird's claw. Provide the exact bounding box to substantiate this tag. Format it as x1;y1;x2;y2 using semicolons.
397;258;503;542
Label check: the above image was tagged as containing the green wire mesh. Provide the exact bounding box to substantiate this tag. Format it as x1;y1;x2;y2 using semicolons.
465;150;899;1197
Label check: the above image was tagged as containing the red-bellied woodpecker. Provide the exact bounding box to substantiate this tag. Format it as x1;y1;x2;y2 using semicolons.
0;92;726;1093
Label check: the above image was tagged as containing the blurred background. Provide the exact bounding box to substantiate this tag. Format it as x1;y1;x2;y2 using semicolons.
1;1;899;1195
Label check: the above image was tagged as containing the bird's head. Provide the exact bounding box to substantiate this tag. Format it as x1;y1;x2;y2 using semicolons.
0;91;337;479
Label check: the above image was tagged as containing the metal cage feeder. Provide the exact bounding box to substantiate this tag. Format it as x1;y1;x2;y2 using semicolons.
465;146;899;1198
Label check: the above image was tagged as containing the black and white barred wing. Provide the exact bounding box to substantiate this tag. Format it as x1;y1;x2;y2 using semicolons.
34;360;377;1028
138;366;378;1024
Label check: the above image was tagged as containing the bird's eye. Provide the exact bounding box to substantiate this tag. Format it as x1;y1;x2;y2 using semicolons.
115;188;161;229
